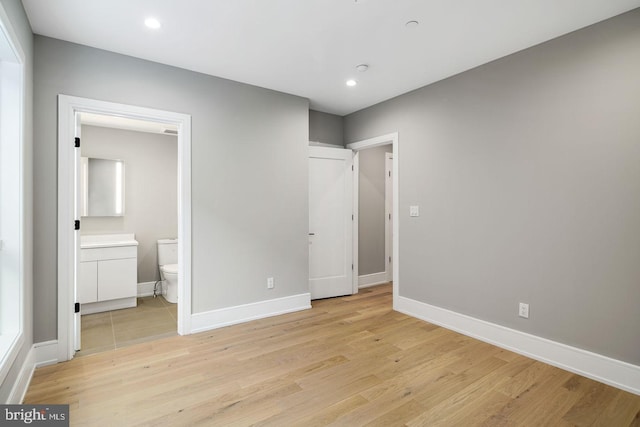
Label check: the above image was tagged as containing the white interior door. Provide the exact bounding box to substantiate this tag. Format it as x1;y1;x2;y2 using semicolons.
309;146;353;299
73;112;81;351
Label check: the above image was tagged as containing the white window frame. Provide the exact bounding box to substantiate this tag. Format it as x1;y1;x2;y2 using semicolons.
0;3;26;384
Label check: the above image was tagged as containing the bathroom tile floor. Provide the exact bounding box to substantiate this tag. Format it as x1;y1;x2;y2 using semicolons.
78;295;177;357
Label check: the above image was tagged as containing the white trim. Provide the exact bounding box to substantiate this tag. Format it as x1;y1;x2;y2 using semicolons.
352;151;360;294
396;296;640;396
34;340;59;368
384;152;393;283
5;346;34;404
57;95;192;362
358;272;388;288
309;141;344;148
80;298;136;315
137;281;159;297
0;1;26;388
4;340;59;404
191;293;311;334
347;132;399;302
347;133;398;151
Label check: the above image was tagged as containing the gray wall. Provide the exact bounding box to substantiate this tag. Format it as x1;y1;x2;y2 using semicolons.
80;125;178;283
0;0;33;402
34;36;309;342
345;9;640;365
309;110;344;146
359;145;392;276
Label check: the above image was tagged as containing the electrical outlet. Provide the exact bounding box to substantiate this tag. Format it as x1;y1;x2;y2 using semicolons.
267;277;274;289
518;302;529;319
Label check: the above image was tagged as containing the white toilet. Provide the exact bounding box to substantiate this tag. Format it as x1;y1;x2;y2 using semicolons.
157;238;178;303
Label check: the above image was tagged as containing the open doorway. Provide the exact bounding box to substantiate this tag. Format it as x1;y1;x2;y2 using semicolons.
76;113;179;356
57;95;192;362
354;145;393;288
347;133;399;302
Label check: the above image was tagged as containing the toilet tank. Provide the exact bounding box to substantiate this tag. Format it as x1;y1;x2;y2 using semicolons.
157;239;178;266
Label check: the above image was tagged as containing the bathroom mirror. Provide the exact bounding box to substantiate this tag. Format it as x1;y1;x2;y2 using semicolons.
80;157;125;217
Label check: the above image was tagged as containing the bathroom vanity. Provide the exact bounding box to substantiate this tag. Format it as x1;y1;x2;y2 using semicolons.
79;234;138;314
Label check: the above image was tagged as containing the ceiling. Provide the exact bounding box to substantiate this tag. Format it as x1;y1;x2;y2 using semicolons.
22;0;640;116
80;112;178;135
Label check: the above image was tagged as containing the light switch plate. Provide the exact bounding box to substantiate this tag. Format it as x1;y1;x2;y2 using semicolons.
409;205;420;217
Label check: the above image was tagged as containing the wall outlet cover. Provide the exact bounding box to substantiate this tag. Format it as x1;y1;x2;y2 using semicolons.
518;302;529;319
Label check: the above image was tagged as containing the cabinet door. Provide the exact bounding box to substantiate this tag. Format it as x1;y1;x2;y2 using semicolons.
97;258;137;301
79;261;98;304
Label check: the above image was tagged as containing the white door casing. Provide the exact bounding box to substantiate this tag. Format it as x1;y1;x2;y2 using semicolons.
73;112;81;351
308;146;354;300
58;95;192;362
346;132;399;303
385;152;393;282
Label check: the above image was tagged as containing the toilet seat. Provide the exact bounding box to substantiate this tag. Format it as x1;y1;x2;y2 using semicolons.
161;263;178;274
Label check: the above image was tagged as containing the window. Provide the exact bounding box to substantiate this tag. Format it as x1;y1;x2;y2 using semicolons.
0;5;25;384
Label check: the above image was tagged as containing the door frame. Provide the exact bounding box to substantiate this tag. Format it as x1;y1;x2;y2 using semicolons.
385;152;393;283
57;95;192;362
347;132;399;302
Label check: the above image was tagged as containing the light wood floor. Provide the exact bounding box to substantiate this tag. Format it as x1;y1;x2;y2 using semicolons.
25;284;640;426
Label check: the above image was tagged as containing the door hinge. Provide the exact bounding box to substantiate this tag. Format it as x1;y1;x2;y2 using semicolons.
389;213;391;220
74;137;80;148
74;220;80;230
389;171;391;177
352;214;354;220
352;264;354;270
352;165;354;171
74;302;80;313
389;256;392;263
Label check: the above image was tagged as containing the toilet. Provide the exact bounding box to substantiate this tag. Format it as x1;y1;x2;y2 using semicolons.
157;238;178;303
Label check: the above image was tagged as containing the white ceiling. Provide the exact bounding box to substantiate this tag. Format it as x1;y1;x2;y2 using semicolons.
22;0;640;116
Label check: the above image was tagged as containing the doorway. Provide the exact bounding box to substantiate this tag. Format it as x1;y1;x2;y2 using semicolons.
76;114;180;355
57;95;192;362
347;133;399;303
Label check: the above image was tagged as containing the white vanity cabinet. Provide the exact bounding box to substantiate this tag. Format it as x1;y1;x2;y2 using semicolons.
79;234;138;314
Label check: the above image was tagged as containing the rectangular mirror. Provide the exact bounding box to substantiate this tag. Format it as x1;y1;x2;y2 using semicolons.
80;157;125;217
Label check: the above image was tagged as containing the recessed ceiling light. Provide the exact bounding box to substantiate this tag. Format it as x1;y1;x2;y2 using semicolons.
144;17;161;29
356;64;369;72
405;20;419;28
346;79;358;87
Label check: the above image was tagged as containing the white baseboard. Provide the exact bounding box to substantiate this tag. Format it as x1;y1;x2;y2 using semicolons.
358;272;388;288
6;340;60;404
34;340;59;368
81;297;136;315
6;347;35;404
138;281;160;297
395;296;640;396
191;293;311;334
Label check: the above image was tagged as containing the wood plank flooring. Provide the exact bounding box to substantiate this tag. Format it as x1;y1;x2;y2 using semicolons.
25;284;640;426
